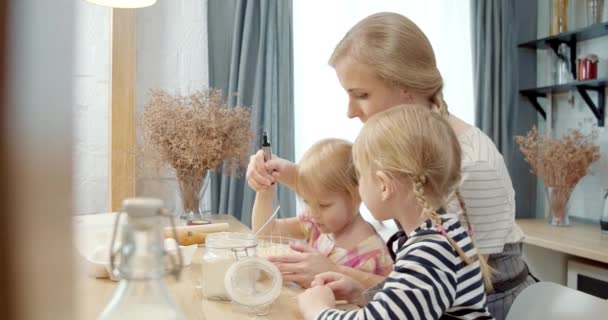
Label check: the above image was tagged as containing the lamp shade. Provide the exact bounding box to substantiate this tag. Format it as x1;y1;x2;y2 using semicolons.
85;0;157;8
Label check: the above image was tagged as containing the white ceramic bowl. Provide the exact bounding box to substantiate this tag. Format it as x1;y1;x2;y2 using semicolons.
85;245;111;279
74;212;122;281
164;238;197;267
104;262;120;281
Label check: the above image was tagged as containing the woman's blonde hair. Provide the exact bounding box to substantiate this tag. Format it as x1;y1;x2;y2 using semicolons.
295;138;359;204
330;12;448;116
352;105;493;291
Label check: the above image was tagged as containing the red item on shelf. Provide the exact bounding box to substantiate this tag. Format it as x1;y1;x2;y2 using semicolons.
587;54;598;80
577;54;599;81
577;56;586;80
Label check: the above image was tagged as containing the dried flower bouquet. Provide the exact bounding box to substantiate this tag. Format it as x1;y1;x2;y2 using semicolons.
515;127;600;225
141;89;252;218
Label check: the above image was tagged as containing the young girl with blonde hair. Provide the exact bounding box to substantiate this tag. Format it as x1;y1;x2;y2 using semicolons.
298;105;494;320
251;138;392;288
247;12;532;319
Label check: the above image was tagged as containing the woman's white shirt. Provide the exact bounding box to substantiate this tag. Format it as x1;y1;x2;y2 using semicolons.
447;126;524;255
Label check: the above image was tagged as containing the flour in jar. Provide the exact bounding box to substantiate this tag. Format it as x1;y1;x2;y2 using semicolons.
201;256;237;299
201;232;258;299
102;304;184;320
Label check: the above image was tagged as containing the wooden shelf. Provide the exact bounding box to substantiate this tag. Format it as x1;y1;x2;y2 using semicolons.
518;22;608;49
517;218;608;264
520;78;608;95
518;25;608;127
519;78;607;126
519;23;608;89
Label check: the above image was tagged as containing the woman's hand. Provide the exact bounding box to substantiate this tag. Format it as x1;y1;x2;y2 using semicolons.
297;285;335;320
268;243;338;288
246;150;293;191
311;272;366;306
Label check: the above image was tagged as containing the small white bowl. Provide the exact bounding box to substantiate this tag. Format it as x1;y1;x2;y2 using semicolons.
178;244;197;266
164;238;197;267
104;262;120;281
83;240;196;282
85;245;111;279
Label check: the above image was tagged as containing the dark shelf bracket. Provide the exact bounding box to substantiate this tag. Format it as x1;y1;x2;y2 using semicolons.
547;39;577;80
576;85;606;126
522;92;547;119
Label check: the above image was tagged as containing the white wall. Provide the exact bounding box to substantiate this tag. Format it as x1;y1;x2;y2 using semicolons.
73;0;209;215
536;0;608;222
73;2;111;215
135;0;210;213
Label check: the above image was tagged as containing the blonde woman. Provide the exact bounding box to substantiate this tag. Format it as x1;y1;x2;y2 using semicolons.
247;12;533;319
298;105;494;320
251;138;393;288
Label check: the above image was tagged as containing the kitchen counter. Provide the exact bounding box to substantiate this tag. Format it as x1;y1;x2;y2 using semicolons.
517;218;608;264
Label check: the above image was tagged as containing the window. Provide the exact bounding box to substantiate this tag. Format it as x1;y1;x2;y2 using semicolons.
293;0;474;233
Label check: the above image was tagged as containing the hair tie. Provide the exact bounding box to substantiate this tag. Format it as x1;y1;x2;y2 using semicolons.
467;227;475;237
414;175;427;185
437;225;447;236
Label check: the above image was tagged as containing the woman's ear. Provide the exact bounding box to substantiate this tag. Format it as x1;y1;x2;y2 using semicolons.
351;190;362;207
399;88;415;104
375;171;394;201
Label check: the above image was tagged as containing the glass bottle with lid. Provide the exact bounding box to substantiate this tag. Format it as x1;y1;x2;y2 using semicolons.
98;198;185;320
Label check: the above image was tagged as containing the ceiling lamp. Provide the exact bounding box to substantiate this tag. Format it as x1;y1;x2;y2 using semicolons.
85;0;157;8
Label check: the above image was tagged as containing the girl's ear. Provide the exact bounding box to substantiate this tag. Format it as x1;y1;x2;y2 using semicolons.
375;171;394;201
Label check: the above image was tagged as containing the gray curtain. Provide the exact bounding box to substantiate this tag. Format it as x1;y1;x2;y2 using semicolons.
207;0;295;225
471;0;538;218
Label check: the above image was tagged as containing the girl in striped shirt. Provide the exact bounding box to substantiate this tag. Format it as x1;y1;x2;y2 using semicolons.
297;105;495;320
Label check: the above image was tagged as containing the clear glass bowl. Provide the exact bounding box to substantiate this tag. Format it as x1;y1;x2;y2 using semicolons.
256;236;300;258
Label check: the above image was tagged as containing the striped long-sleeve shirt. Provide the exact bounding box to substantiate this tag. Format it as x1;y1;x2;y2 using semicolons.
317;215;494;320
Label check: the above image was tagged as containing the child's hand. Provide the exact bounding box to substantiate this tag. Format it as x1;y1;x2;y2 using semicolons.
297;285;335;320
246;150;287;191
312;272;366;306
268;243;337;288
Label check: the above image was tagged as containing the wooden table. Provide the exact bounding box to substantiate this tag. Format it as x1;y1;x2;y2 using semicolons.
76;215;308;319
517;218;608;264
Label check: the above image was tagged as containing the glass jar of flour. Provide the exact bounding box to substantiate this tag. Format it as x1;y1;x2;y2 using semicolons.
201;232;282;315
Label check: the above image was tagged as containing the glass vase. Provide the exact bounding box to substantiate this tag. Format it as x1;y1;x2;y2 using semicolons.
175;170;210;221
545;186;573;226
556;43;572;84
551;0;569;35
586;0;604;26
601;190;608;234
